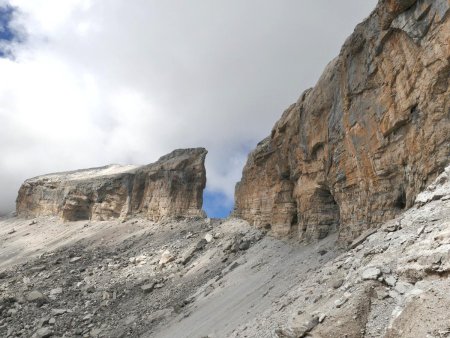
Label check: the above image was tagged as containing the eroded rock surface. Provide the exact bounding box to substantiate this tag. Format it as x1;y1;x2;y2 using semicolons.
234;0;450;244
16;148;207;222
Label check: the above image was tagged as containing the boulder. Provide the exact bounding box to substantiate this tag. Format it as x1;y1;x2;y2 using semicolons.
204;233;213;243
292;315;319;337
180;245;198;265
25;291;47;306
159;250;175;266
362;267;382;280
195;238;208;251
141;282;156;294
33;327;53;338
331;278;345;289
239;240;250;251
385;275;397;287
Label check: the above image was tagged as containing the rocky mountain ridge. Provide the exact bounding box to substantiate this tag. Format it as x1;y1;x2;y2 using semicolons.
234;0;450;245
16;148;207;222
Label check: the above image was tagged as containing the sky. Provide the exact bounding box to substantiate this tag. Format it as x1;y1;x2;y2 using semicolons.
0;0;377;218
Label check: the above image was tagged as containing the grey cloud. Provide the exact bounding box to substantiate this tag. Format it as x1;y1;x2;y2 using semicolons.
0;0;377;214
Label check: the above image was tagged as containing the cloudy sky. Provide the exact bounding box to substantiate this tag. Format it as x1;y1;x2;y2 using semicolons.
0;0;377;217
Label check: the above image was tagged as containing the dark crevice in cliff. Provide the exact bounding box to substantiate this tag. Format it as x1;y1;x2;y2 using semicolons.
298;185;341;242
291;207;298;227
310;143;325;161
314;186;340;240
394;188;407;210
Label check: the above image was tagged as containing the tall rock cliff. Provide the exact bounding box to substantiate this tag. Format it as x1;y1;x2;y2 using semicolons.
16;148;207;222
234;0;450;245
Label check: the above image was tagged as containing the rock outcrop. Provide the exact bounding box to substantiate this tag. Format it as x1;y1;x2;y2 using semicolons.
234;0;450;245
16;148;207;222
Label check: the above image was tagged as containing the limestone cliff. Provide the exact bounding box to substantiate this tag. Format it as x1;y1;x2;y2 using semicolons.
16;148;207;222
234;0;450;245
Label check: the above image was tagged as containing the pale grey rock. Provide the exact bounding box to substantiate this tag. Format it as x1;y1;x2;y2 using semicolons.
383;221;400;232
362;267;381;280
318;313;326;323
395;282;411;294
180;245;198;265
385;275;397;287
25;291;47;306
292;315;319;337
90;328;103;337
334;297;348;308
391;0;449;42
51;309;68;316
159;250;175;266
135;254;147;264
141;282;156;294
7;308;18;316
376;288;389;300
389;290;401;300
416;167;450;205
125;314;138;325
33;327;53;338
331;278;345;289
204;233;213;243
381;266;391;274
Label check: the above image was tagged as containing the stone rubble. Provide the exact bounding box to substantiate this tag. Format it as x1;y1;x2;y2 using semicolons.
0;217;265;337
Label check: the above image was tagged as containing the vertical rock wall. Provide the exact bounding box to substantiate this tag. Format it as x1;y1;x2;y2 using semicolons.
234;0;450;245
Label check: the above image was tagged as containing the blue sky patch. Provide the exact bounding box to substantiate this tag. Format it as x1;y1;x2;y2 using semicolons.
0;5;16;57
203;190;233;219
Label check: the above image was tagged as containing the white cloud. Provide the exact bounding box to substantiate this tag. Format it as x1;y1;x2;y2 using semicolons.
0;0;377;214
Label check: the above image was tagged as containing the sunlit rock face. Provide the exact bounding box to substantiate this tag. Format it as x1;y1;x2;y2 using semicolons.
234;0;450;245
16;148;207;222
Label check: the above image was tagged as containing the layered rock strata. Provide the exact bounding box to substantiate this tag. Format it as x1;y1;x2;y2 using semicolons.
16;148;207;222
234;0;450;244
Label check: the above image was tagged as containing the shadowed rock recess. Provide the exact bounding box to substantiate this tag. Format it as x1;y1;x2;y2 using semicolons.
234;0;450;245
16;148;207;222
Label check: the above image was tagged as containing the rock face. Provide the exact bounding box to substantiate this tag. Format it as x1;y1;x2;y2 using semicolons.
234;0;450;244
16;148;207;222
